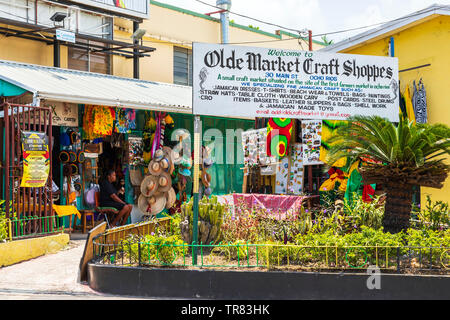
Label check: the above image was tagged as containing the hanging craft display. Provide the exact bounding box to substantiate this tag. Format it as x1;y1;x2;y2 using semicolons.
128;136;144;167
412;79;427;124
275;156;289;194
301;120;322;165
142;112;157;165
20;131;50;188
114;108;136;133
241;128;275;167
287;143;304;195
138;147;177;216
267;118;293;159
319;120;347;167
93;106;115;136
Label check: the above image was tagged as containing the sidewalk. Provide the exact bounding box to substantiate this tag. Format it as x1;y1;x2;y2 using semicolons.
0;233;147;300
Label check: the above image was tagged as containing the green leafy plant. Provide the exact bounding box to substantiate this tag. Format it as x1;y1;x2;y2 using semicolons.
180;195;226;245
326;115;450;233
412;195;449;231
121;232;186;265
343;193;384;230
0;200;11;242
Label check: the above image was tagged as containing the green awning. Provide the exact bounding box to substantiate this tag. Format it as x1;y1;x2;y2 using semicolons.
0;79;27;97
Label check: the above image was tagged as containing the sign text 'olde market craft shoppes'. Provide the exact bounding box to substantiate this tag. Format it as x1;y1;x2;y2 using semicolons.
193;43;399;121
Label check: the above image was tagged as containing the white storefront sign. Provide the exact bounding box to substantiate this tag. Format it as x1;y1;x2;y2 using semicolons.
193;43;399;121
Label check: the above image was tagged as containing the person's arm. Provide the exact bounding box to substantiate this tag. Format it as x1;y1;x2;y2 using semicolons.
110;192;126;205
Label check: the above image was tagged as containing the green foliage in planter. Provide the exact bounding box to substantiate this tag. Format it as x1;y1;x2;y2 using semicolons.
412;195;449;231
121;232;187;265
0;200;10;242
180;195;225;244
342;194;384;230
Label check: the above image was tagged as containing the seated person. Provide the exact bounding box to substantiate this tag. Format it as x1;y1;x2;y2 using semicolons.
99;169;132;226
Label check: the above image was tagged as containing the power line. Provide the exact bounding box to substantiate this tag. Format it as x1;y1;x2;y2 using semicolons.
193;0;306;35
116;3;450;47
190;1;449;44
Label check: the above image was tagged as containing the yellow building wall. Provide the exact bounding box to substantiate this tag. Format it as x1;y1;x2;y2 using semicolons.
0;26;68;68
341;15;450;204
112;1;324;82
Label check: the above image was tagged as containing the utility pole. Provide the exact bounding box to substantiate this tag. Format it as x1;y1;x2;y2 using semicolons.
133;21;140;79
217;0;231;44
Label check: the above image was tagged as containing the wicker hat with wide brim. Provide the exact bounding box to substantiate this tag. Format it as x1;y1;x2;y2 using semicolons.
138;193;166;216
140;175;159;197
165;187;176;209
148;160;163;176
129;168;144;187
162;147;175;174
201;170;211;188
157;171;172;193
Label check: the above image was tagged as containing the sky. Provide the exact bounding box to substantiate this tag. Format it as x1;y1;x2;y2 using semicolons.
154;0;450;43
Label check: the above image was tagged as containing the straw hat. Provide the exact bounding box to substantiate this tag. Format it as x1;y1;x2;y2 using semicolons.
172;148;183;165
203;157;213;169
160;157;174;175
129;168;144;187
153;148;164;162
158;171;172;192
201;170;211;188
140;175;159;197
179;168;191;177
165;187;176;209
204;187;212;196
138;193;166;215
162;146;175;174
148;160;163;176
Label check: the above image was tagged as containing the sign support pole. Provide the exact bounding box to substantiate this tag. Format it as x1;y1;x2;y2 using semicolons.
192;115;202;265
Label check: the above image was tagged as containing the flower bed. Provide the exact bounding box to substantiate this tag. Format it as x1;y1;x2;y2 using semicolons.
92;195;450;274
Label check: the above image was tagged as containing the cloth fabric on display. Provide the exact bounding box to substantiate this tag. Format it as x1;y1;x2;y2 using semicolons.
362;184;376;203
344;164;362;204
232;193;306;220
404;86;416;124
275;156;289;194
399;88;407;116
114;108;136;133
319;120;347;167
94;106;115;136
301;120;322;165
267;118;293;159
288;143;304;195
242;128;275;167
83;105;101;140
319;167;347;193
412;79;427;124
143;112;157;165
343;161;376;204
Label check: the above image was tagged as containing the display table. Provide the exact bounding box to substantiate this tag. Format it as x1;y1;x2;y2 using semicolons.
216;193;319;220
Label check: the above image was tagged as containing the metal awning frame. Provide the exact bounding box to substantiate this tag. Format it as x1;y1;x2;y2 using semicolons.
0;17;155;59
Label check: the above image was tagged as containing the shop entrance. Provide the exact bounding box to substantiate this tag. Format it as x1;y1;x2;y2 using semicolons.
1;102;54;237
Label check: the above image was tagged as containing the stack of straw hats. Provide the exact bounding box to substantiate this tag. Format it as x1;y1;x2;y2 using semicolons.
138;147;177;216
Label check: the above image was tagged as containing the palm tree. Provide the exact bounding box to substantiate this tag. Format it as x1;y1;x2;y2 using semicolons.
326;114;450;233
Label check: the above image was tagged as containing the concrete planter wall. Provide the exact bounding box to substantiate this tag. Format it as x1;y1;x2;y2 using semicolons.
88;263;450;300
0;233;69;267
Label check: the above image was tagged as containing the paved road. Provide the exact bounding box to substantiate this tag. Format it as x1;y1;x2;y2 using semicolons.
0;234;150;300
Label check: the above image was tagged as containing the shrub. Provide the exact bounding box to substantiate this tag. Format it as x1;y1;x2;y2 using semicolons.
121;232;187;265
0;200;10;242
412;195;449;231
